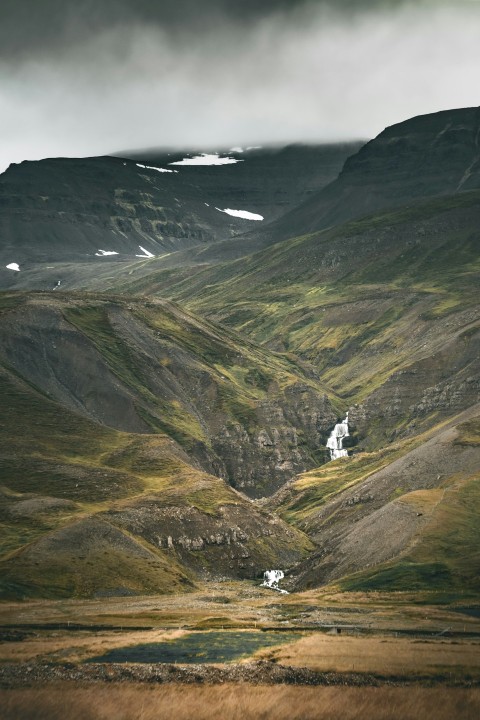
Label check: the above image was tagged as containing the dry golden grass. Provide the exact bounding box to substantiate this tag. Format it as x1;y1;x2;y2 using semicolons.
0;586;476;638
259;633;480;678
1;683;480;720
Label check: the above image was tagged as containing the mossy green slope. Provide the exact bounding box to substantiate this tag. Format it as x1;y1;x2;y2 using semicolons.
0;365;313;599
0;295;318;599
273;408;480;595
122;190;479;450
0;292;341;497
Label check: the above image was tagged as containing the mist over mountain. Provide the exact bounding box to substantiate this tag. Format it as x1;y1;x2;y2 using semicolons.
2;0;480;173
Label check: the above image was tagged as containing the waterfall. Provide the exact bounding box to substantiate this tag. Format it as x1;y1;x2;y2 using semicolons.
326;412;349;461
261;570;288;594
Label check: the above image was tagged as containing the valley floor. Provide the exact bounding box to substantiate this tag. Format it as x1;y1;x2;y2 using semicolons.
1;585;480;718
2;684;480;720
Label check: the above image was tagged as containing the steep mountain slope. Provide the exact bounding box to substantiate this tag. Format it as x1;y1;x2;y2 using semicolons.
0;292;339;498
120;190;480;451
1;106;480;600
273;406;480;594
125;143;363;224
95;106;480;281
247;106;480;246
0;156;240;266
0;142;360;277
9;106;480;293
0;310;314;599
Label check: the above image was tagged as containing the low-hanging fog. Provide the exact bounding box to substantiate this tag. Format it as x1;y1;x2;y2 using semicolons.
1;0;480;173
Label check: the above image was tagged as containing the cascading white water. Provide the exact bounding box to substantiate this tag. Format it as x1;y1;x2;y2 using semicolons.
326;412;349;461
261;570;288;594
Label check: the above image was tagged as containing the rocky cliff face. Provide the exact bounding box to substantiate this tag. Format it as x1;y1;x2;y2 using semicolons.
128;142;363;225
349;320;480;448
105;499;310;581
211;386;335;497
0;156;237;266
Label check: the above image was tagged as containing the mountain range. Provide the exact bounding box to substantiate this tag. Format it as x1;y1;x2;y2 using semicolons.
0;107;478;600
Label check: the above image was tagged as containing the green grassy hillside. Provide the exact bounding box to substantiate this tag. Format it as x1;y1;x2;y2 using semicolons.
0;292;342;497
122;190;479;451
0;358;312;599
1;109;479;600
273;408;480;595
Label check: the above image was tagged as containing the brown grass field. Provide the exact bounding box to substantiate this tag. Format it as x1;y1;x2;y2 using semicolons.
2;588;480;719
256;633;480;678
1;684;480;720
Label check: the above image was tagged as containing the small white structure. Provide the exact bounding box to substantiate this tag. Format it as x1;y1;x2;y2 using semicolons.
6;263;20;271
326;412;349;461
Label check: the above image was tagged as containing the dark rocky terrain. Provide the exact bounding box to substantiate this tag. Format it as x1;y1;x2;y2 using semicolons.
0;293;337;495
0;143;360;274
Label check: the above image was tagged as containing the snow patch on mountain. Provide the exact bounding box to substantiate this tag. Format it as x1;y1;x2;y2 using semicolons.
136;246;155;258
136;163;177;174
169;153;243;166
216;208;264;221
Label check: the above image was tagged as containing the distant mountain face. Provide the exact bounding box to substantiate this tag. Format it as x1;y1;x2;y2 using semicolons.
4;107;480;291
124;143;363;223
253;106;480;244
0;142;360;274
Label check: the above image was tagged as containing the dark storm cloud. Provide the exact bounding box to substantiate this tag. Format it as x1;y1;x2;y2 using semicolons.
1;0;304;58
0;0;436;60
1;0;480;172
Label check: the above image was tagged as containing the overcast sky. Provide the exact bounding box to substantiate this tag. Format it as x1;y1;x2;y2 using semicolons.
1;0;480;172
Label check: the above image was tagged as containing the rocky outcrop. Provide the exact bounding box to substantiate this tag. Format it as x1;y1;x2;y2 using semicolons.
212;387;336;497
106;500;311;581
